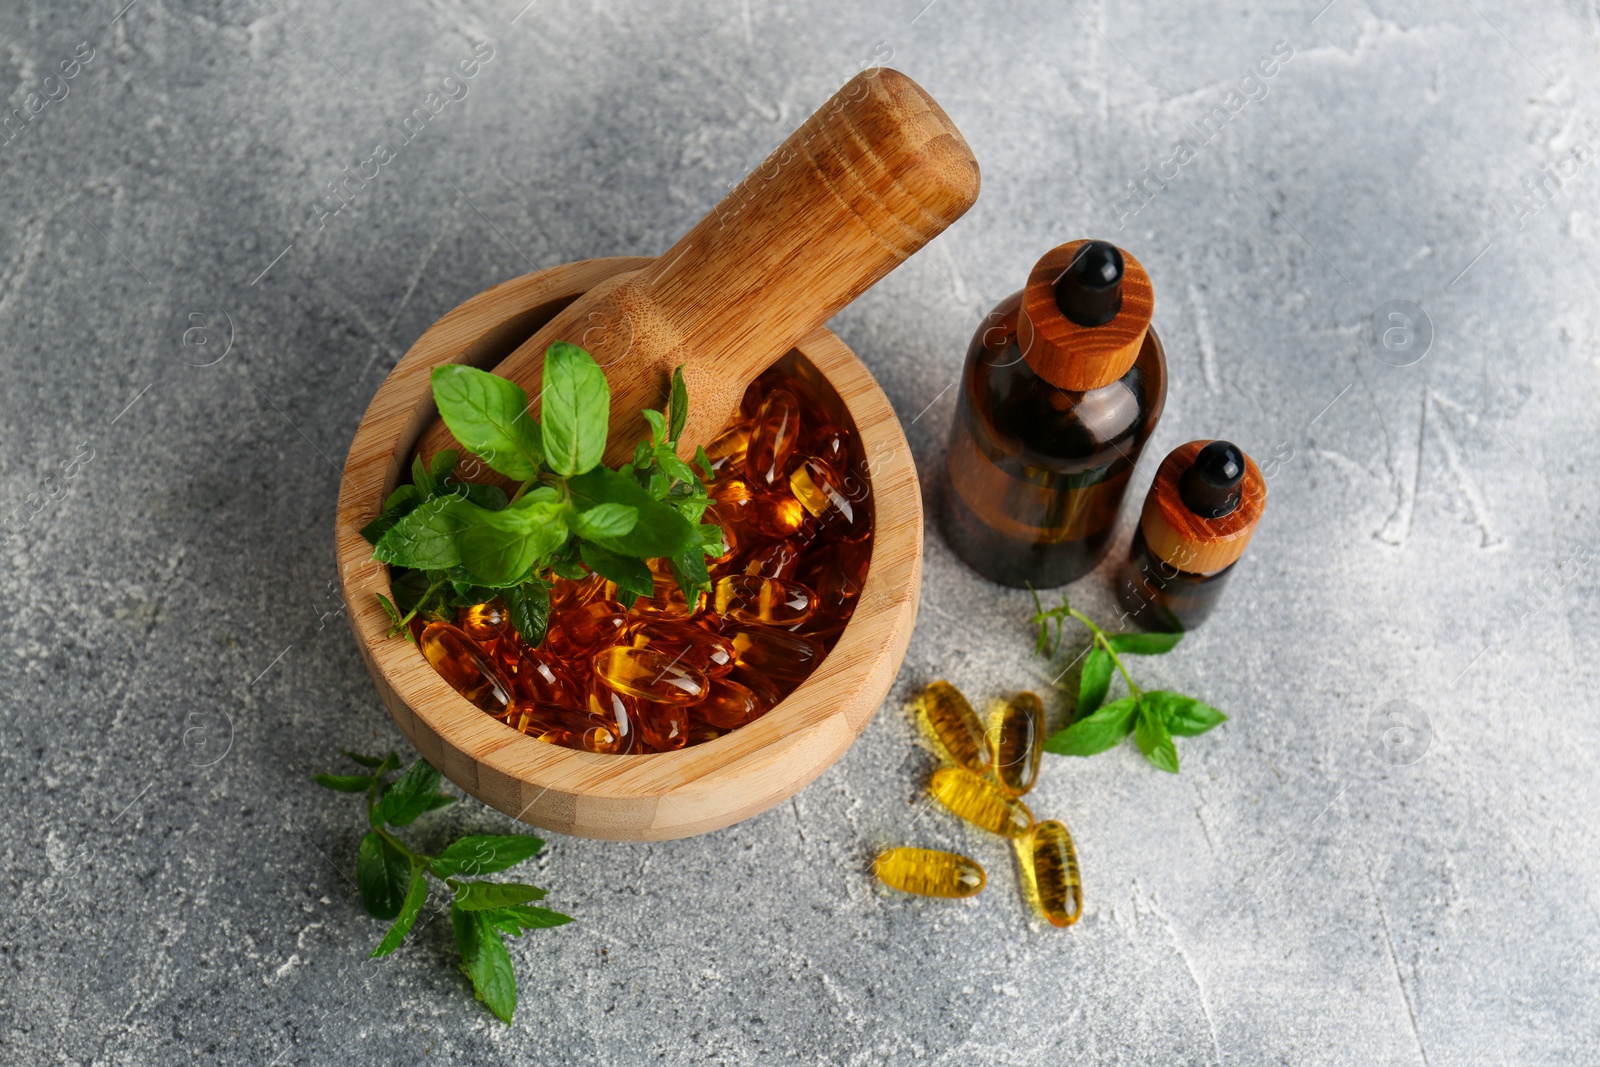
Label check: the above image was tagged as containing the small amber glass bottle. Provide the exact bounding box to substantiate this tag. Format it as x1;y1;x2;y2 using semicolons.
1116;440;1266;632
940;240;1166;588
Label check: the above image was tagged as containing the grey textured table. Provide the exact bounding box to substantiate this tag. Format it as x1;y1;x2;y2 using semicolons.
3;1;1596;1063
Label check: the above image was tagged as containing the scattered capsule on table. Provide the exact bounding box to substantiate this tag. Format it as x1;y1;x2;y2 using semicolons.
419;621;513;714
873;847;986;898
789;456;871;542
990;691;1046;797
919;680;993;775
695;677;763;730
592;645;709;704
714;574;815;627
929;767;1034;838
745;388;801;487
459;600;510;642
1025;820;1084;927
742;539;801;580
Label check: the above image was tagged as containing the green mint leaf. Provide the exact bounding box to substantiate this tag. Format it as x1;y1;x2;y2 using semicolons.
372;759;443;828
429;835;545;879
572;503;638;541
361;484;425;544
411;454;436;497
356;831;412;920
429;448;460;486
540;342;609;477
641;408;668;446
1043;696;1138;757
692;445;714;481
631;440;653;470
567;467;699;559
485;903;574;936
578;542;653;607
503;579;551;648
313;773;372;793
1077;647;1114;716
1134;700;1180;772
390;569;433;615
667;542;710;603
449;481;510;512
1143;690;1227;737
455;497;569;587
452;906;518;1024
370;862;429;958
375;593;403;633
343;750;389;768
374;498;466;571
431;365;544;481
654;445;698;488
668;366;689;442
424;794;459;811
448;880;548;910
1107;632;1183;656
647;470;670;500
551;559;587;581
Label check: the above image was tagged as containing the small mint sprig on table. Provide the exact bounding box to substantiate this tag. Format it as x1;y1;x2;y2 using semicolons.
361;342;722;647
1030;590;1226;773
315;752;572;1024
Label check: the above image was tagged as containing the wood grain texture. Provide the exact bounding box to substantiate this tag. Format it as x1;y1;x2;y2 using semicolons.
1139;440;1266;575
1018;240;1153;392
336;258;922;841
415;67;979;477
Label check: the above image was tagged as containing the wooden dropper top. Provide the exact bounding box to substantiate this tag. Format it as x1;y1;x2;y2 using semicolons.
1139;440;1267;575
1017;239;1154;392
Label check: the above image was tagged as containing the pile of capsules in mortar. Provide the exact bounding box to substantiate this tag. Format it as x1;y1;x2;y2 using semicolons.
875;681;1082;929
412;365;873;754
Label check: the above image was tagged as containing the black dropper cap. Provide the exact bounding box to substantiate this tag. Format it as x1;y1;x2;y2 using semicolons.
1179;441;1245;518
1053;241;1125;327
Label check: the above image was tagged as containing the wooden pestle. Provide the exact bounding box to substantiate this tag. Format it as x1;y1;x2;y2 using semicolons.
417;67;980;477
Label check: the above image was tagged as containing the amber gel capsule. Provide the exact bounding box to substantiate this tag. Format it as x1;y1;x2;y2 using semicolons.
919;681;993;774
929;767;1034;838
592;646;709;704
1024;820;1083;927
419;621;512;714
990;692;1045;797
874;847;986;898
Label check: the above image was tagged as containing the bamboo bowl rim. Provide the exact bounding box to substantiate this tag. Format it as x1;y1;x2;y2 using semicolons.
335;256;922;841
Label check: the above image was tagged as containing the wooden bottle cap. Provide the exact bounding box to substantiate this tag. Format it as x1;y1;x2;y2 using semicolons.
1140;440;1266;575
1017;240;1153;392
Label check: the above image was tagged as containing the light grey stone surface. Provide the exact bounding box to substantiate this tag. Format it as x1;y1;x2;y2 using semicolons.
2;1;1597;1063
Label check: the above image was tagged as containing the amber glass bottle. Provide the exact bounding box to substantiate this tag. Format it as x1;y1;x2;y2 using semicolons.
1116;440;1266;632
940;240;1166;588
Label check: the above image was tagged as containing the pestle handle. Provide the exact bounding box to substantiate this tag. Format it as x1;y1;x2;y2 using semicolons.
419;67;979;473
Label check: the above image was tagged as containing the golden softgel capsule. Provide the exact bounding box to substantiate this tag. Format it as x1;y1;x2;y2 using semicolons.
929;767;1034;838
1024;820;1083;927
920;680;993;774
990;691;1045;797
873;847;985;898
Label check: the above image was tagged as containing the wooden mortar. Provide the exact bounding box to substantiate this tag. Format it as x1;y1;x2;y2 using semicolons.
338;258;921;839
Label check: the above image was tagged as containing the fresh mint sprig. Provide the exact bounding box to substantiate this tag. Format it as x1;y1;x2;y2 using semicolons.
315;752;571;1024
361;343;721;645
1030;590;1226;773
